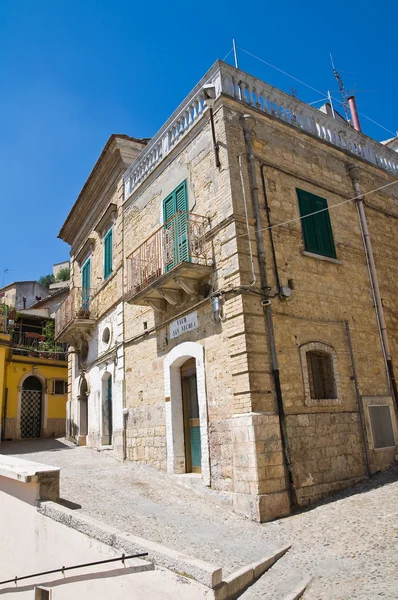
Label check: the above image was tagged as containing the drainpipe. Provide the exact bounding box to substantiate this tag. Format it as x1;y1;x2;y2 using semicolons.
241;114;296;503
348;166;398;409
345;321;372;477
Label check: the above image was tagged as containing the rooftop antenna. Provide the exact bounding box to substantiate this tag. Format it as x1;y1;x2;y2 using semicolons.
232;39;239;69
330;53;349;120
2;268;9;287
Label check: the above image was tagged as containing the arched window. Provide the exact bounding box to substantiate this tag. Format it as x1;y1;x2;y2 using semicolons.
300;342;342;406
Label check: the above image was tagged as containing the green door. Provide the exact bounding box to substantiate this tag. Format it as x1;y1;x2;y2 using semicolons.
163;181;188;272
81;259;91;311
181;359;201;473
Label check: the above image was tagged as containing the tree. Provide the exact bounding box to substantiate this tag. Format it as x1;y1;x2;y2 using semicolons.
38;274;55;289
56;266;70;281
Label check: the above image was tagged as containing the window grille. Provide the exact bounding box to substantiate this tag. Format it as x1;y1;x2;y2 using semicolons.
306;350;337;399
368;405;395;449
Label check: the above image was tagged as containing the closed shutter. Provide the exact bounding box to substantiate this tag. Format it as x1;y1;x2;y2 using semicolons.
104;229;113;279
175;181;189;262
297;189;336;259
163;180;188;271
81;259;91;310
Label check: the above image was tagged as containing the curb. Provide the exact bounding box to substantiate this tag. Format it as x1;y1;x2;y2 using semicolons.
283;576;312;600
37;500;222;589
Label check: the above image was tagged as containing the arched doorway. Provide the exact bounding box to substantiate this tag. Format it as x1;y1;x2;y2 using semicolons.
78;375;88;442
181;358;201;473
21;376;42;439
101;374;113;445
164;342;210;484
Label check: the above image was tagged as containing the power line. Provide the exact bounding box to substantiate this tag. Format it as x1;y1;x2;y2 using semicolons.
222;47;233;62
235;179;398;241
238;46;397;138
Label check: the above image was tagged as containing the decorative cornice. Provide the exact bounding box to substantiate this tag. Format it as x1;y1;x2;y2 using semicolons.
94;203;117;235
75;238;95;266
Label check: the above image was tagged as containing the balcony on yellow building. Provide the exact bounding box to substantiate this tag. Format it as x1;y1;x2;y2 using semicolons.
55;287;98;344
125;211;213;312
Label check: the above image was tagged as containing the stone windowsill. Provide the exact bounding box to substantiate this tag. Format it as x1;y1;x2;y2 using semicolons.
301;250;342;265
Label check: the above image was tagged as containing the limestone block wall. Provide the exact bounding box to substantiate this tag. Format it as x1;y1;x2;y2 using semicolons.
223;97;397;504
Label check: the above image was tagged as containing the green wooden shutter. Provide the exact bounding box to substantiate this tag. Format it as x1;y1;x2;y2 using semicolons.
175;181;189;263
81;259;91;310
163;180;188;271
296;189;336;259
104;229;113;279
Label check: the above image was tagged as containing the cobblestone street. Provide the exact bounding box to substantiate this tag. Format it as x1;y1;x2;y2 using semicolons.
2;438;397;599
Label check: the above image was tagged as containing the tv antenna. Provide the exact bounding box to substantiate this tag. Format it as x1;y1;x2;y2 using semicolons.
330;53;349;120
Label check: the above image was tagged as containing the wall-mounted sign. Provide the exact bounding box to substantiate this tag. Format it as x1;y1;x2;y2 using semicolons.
169;311;198;340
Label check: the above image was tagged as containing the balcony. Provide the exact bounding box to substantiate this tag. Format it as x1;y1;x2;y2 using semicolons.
55;287;98;344
10;330;68;361
125;212;213;311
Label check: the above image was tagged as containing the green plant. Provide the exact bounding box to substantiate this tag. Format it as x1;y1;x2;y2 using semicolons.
56;266;70;281
38;274;55;289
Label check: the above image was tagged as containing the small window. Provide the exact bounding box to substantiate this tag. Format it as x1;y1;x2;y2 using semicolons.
306;350;337;399
35;587;52;600
104;228;113;280
297;188;336;258
53;380;67;395
102;326;111;344
368;405;395;449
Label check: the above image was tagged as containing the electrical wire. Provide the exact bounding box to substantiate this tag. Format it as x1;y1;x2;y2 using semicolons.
222;47;233;62
235;179;398;241
239;46;397;138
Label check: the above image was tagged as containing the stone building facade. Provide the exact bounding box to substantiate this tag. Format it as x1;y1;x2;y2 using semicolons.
56;61;398;522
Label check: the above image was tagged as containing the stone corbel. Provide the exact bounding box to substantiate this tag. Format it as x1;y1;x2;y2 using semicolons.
146;298;166;313
174;277;198;295
158;288;181;306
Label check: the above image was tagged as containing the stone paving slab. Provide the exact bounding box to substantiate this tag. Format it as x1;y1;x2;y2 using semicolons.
2;438;398;599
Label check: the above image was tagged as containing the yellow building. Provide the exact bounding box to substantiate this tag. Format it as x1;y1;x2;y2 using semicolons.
0;307;68;442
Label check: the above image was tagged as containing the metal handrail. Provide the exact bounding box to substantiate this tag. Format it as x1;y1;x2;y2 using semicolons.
125;210;209;261
0;552;149;586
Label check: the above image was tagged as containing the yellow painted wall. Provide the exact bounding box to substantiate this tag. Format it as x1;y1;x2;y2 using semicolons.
0;335;9;439
0;345;68;440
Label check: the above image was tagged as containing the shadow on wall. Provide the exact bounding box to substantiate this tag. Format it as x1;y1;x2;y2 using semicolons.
0;563;154;596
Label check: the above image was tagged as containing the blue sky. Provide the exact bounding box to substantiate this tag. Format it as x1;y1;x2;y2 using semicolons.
0;0;396;285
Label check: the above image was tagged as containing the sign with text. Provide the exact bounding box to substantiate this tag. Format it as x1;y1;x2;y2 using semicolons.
169;311;198;340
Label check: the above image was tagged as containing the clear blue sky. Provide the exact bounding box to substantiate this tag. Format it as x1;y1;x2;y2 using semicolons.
1;0;396;285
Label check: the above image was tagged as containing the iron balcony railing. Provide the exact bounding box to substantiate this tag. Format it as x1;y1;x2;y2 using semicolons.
10;330;68;361
55;287;98;338
126;211;212;297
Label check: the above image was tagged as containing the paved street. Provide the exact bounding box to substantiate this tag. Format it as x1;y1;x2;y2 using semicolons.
2;438;398;599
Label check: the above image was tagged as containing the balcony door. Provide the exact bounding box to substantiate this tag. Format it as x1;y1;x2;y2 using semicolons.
163;180;188;272
81;259;91;311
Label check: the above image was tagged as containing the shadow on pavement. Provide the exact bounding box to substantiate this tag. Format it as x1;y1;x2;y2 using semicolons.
0;438;74;455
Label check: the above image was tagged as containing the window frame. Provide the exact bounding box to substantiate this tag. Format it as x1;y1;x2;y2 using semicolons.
296;188;337;259
299;341;342;407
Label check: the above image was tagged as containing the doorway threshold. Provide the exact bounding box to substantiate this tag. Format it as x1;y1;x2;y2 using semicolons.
97;445;114;451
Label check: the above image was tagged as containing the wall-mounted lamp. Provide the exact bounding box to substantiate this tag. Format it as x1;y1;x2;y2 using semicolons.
203;84;221;169
211;295;221;324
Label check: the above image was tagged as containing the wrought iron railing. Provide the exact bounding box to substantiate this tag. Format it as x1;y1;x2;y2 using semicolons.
126;211;211;297
55;287;98;338
10;330;68;361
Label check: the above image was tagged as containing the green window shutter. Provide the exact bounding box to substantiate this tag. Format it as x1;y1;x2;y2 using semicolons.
296;189;336;259
104;229;113;279
162;180;189;270
81;259;91;310
175;181;188;263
